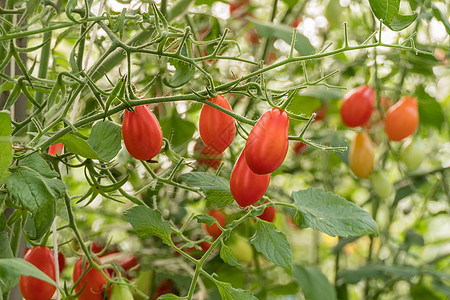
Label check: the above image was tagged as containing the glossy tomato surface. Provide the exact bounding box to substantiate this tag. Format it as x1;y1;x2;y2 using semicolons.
340;85;375;127
19;246;56;300
48;143;64;156
73;258;108;300
384;96;419;141
349;132;374;178
258;203;276;223
122;105;163;161
199;95;236;153
244;108;289;174
230;151;271;207
203;209;226;239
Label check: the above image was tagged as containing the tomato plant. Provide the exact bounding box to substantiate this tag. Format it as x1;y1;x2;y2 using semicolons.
384;96;419;141
73;258;109;300
228;235;254;265
244;108;290;174
199;95;236;153
203;209;226;239
257;202;276;222
401;138;426;170
340;85;375;127
349;132;375;178
19;247;56;300
230;151;271;206
110;284;134;300
122;105;163;161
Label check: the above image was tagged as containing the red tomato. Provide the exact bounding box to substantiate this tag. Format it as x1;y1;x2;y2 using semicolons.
152;279;173;300
294;142;307;155
244;108;290;174
258;203;276;223
199;95;236;153
119;256;139;272
194;140;222;169
91;242;105;255
313;106;327;122
230;151;271;207
58;252;65;274
19;247;56;300
384;96;419;141
48;143;64;156
349;132;374;178
291;16;302;28
122;105;163;161
340;85;375;127
73;258;108;300
199;241;212;252
203;209;226;239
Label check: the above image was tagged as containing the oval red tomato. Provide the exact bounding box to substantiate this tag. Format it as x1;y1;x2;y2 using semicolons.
122;105;163;161
48;143;64;156
349;132;374;178
230;151;271;207
19;246;56;300
199;95;236;153
258;203;276;223
384;96;419;141
244;108;289;174
58;252;65;273
294;142;307;155
203;209;226;239
340;85;375;127
73;257;108;300
194;140;222;169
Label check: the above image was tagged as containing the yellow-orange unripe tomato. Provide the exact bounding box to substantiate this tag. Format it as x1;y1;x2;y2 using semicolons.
349;132;374;178
384;96;419;141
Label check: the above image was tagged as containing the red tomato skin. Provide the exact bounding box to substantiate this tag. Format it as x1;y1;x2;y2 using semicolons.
313;106;327;122
244;108;290;174
152;279;173;300
19;247;56;300
119;256;139;271
258;204;276;223
73;258;108;300
294;142;307;155
384;96;419;141
199;241;212;252
230;151;271;207
48;143;64;156
58;252;65;273
340;85;375;127
122;105;163;161
203;209;226;239
199;95;236;153
194;140;222;169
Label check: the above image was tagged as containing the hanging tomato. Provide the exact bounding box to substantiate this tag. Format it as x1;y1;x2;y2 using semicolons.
340;85;375;127
384;96;419;141
349;132;374;178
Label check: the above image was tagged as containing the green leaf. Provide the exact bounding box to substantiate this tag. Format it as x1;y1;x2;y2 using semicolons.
159;112;196;146
292;187;379;237
0;232;13;259
215;280;259;300
179;172;230;192
0;112;13;185
250;19;315;56
267;282;299;296
220;243;242;269
206;190;235;208
124;206;172;245
195;214;217;226
157;294;184;300
415;86;445;129
368;0;417;31
338;264;417;284
292;265;337;300
87;121;122;161
389;13;418;31
5;154;65;240
250;220;292;270
281;0;298;9
0;258;57;293
164;61;195;88
57;134;99;159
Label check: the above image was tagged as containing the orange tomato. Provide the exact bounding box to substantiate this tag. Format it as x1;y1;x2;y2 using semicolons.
384;96;419;141
349;132;374;178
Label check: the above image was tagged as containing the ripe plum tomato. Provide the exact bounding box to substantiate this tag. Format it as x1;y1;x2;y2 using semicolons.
230;151;270;207
48;143;64;156
194;140;222;169
371;170;394;199
401;138;425;170
122;105;163;161
294;142;307;155
58;252;65;273
384;96;419;141
258;202;276;222
244;108;289;174
203;209;226;239
73;257;108;300
349;132;374;178
152;279;174;300
199;95;236;153
19;246;56;300
340;85;375;127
